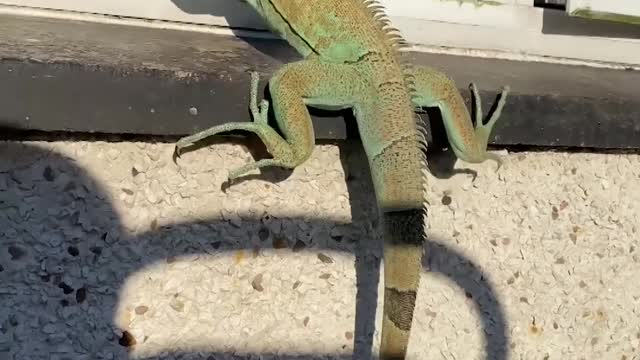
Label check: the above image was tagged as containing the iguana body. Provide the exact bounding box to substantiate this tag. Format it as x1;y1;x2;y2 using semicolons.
176;1;509;358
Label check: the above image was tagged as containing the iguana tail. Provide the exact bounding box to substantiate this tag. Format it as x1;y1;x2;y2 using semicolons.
363;95;427;359
379;206;425;359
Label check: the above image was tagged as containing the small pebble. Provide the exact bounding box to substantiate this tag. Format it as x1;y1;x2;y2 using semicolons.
317;253;334;264
169;297;185;312
252;274;264;292
135;306;149;315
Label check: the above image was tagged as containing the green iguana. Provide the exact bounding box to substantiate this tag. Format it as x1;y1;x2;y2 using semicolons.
175;1;509;358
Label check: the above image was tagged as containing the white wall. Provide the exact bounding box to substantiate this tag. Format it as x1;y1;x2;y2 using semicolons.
0;0;535;29
567;0;640;18
1;0;639;67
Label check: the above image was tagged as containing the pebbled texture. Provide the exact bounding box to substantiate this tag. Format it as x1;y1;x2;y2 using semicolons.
0;140;638;359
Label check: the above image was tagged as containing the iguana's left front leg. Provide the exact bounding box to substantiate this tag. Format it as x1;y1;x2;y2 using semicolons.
175;60;364;181
409;66;510;166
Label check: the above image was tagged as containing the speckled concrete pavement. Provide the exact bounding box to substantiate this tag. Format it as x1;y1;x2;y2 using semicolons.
0;140;638;360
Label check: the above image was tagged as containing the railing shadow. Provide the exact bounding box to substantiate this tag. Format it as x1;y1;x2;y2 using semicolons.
0;139;507;359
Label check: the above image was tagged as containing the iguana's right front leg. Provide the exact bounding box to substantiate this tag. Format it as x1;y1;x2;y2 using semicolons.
175;60;363;181
409;66;510;167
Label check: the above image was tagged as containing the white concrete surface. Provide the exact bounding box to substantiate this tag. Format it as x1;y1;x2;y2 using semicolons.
0;140;638;359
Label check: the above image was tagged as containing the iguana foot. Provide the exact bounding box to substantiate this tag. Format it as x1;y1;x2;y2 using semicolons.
248;71;270;125
469;82;510;170
175;71;270;156
227;158;285;180
175;71;302;181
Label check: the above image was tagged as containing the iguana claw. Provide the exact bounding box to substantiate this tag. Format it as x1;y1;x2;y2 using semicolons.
248;71;271;124
174;70;294;181
469;82;510;170
174;71;271;155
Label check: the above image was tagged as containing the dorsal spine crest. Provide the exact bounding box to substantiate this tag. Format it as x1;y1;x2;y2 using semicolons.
359;0;428;181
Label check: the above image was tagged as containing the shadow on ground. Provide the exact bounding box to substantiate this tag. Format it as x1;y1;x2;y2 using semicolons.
0;140;507;359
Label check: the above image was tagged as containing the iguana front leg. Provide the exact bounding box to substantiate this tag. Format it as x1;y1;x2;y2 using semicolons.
175;60;364;180
410;66;510;167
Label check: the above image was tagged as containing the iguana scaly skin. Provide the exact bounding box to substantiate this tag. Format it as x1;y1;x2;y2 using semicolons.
175;1;509;358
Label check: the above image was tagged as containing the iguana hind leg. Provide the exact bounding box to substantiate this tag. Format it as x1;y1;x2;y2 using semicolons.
410;66;510;166
176;71;272;148
175;60;363;180
176;71;297;179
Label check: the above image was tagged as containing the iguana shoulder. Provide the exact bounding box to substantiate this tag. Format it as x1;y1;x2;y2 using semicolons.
249;0;408;64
